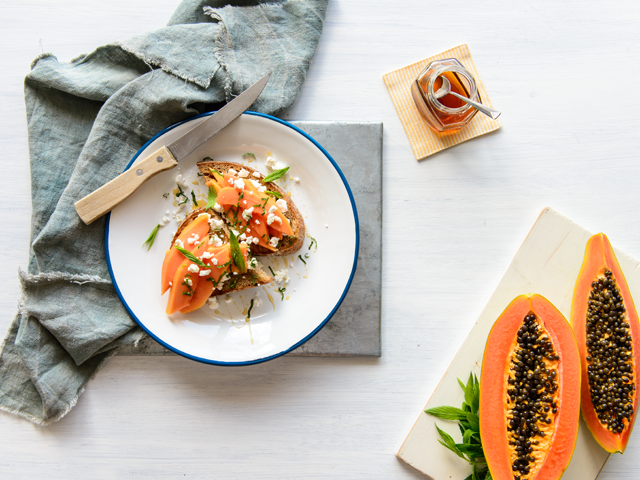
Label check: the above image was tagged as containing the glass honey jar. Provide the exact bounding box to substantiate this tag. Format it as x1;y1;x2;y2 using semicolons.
411;58;480;133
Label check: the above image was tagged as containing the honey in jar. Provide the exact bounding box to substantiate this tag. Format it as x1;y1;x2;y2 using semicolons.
411;58;480;133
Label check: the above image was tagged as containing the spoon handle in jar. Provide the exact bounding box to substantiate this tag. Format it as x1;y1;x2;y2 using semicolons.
448;91;502;120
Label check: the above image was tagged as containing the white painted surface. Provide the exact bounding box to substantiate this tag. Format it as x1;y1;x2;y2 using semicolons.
2;1;640;478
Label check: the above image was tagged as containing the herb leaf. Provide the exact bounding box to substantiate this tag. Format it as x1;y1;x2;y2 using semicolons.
424;406;468;421
242;152;256;160
206;186;217;210
265;190;282;198
191;190;198;206
229;230;246;273
143;224;161;250
175;245;207;267
247;299;255;319
263;167;289;183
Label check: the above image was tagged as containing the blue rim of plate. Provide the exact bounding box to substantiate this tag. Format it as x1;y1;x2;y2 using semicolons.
104;111;360;366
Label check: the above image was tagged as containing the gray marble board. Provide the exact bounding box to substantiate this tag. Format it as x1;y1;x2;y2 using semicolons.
118;121;383;357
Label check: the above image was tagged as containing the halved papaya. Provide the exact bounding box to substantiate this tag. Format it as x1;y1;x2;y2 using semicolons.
480;294;580;480
570;233;640;453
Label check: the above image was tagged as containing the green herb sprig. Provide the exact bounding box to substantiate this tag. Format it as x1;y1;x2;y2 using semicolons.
277;287;286;300
242;153;256;161
247;299;255;319
175;245;207;267
263;167;289;183
206;186;217;210
265;190;282;198
191;190;198;206
308;235;317;250
229;230;247;273
143;224;161;251
425;373;490;480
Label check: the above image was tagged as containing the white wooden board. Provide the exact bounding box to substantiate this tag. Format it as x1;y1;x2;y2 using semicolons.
396;207;639;479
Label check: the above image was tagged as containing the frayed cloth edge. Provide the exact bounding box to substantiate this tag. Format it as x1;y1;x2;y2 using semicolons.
18;268;112;287
0;329;145;426
204;6;233;102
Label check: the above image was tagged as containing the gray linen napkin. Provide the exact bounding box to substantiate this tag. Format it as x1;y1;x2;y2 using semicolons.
0;0;329;425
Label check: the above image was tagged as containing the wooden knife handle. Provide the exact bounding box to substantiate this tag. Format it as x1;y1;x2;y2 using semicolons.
74;146;178;225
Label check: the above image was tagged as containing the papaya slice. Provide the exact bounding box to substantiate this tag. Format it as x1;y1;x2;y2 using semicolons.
160;213;210;294
480;294;580;480
570;233;640;453
165;239;208;315
180;246;232;313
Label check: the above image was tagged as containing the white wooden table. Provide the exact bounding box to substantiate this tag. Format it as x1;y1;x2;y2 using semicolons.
2;1;640;478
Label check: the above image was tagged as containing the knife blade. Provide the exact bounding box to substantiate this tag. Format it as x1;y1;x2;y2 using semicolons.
74;72;271;225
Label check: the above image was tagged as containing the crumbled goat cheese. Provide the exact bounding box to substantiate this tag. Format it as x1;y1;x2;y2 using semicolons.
210;218;224;230
227;177;234;185
186;278;193;286
265;155;277;170
254;219;261;225
224;294;233;304
207;297;219;309
228;168;238;176
187;234;200;245
258;185;267;193
252;171;262;178
238;168;250;178
213;203;224;213
216;274;229;290
188;264;199;273
174;239;185;249
234;179;245;190
175;174;189;189
275;199;288;213
274;269;290;284
250;179;261;188
231;229;239;236
210;234;223;247
269;236;279;248
159;215;170;227
269;205;277;214
201;251;214;259
254;291;263;306
293;177;300;183
242;206;255;222
239;233;247;242
249;257;258;269
199;269;211;277
267;213;282;226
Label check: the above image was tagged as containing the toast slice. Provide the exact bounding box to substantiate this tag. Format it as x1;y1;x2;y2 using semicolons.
172;207;273;298
197;161;305;256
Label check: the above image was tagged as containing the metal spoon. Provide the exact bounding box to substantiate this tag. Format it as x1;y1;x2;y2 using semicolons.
434;76;501;120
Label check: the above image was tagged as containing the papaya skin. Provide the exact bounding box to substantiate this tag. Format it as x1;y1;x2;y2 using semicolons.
570;233;640;454
480;294;581;480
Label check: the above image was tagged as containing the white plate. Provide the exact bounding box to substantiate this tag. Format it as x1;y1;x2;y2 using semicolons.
105;112;359;365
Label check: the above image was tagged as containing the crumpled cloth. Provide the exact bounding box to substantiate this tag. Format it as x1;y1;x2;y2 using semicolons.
0;0;329;425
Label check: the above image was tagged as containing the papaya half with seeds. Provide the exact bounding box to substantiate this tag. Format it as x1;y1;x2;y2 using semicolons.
570;233;640;453
480;294;580;480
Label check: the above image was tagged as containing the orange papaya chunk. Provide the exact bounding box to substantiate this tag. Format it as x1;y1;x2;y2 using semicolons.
160;213;210;294
571;233;640;453
180;246;232;313
166;261;201;314
480;294;580;480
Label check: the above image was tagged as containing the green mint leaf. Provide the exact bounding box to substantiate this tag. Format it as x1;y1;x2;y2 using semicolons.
425;406;468;421
456;443;484;458
466;412;480;432
463;475;473;480
263;167;289;183
465;374;475;411
229;230;246;273
142;224;161;251
206;186;217;210
265;190;283;198
209;168;223;177
175;245;207;267
472;374;480;414
484;470;493;480
242;152;256;160
247;299;255;319
463;428;475;444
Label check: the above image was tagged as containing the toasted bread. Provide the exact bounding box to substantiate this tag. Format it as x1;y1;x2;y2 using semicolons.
172;207;273;297
197;161;305;256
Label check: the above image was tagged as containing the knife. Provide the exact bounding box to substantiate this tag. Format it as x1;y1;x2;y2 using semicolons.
74;72;271;225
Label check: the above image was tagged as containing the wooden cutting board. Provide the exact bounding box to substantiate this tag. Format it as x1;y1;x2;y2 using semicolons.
396;207;640;479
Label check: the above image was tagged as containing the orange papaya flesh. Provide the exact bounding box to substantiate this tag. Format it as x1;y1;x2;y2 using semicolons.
160;213;210;294
178;247;228;314
480;294;580;480
239;177;293;237
166;261;201;314
570;233;640;453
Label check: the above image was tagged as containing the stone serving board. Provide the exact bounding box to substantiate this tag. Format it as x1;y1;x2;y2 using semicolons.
118;121;383;357
396;207;627;479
